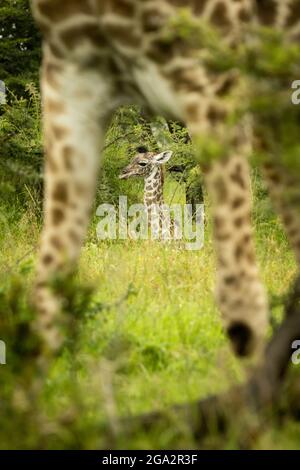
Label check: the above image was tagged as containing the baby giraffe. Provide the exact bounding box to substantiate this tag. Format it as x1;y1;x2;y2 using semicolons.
119;146;173;240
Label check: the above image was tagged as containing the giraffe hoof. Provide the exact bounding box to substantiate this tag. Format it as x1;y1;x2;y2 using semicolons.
227;321;253;357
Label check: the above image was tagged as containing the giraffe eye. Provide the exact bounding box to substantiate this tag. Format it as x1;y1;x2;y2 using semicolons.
138;161;147;167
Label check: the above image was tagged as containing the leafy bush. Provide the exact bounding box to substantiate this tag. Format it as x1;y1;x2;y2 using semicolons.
0;0;41;96
0;83;43;214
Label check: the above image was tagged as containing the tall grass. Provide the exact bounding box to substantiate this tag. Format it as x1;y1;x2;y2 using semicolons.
0;171;298;448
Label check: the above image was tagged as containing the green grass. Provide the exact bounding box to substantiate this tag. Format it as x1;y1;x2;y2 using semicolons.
0;178;299;449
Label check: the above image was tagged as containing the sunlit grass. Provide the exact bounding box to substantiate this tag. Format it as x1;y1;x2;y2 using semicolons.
0;177;298;449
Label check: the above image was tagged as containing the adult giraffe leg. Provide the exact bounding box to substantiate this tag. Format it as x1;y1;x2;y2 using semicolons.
33;50;114;354
263;159;300;268
204;155;269;357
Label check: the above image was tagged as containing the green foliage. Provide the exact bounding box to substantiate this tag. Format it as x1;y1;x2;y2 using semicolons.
94;107;199;209
0;201;298;448
0;0;41;96
98;106;153;208
0;83;43;213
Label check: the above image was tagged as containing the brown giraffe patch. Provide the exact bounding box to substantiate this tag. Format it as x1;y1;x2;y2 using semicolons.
62;146;74;171
287;2;300;27
288;227;299;238
210;2;232;29
52;208;65;225
52;125;69;140
206;104;227;124
230;164;246;189
53;181;68;204
110;0;136;18
213;217;231;241
235;243;244;261
246;250;256;264
243;233;251;245
265;170;281;184
192;0;210;15
214;177;228;203
185;102;200;122
224;275;238;286
42;253;54;265
35;280;47;288
214;215;225;230
37;0;93;23
234;216;245;228
215;232;231;241
217;290;228;305
231;196;245;210
38;308;48;316
215;73;239;97
37;20;51;37
255;0;278;26
238;5;252;23
147;34;188;64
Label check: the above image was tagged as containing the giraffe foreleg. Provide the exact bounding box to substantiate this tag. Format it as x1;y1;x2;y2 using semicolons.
33;52;113;354
204;156;269;357
263;160;300;268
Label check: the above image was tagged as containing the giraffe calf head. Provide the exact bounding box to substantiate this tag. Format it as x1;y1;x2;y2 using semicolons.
119;147;173;180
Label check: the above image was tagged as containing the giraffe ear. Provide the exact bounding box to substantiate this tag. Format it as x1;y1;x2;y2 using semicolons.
153;151;173;164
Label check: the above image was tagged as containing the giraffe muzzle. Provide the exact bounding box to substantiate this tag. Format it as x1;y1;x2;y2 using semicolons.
119;171;130;179
119;169;138;179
